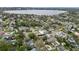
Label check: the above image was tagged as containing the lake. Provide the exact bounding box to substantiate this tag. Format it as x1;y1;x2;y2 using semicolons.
3;10;66;16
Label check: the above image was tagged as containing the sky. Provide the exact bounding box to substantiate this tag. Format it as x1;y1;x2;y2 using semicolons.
0;0;79;7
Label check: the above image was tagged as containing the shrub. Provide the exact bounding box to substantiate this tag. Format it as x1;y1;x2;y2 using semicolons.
28;32;37;40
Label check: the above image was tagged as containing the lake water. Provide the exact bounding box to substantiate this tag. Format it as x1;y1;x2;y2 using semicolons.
3;10;66;16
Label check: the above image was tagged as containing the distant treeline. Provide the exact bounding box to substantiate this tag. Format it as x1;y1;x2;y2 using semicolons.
0;7;79;11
